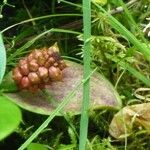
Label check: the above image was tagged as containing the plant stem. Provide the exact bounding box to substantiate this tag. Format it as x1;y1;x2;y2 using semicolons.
79;0;91;149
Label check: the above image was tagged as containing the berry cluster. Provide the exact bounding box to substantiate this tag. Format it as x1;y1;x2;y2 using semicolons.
12;44;66;91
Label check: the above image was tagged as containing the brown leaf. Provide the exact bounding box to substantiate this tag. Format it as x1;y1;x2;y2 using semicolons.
109;103;150;139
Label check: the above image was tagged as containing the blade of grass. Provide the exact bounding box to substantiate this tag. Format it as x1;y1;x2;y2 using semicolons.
22;0;36;26
118;61;150;86
118;0;148;45
62;56;83;64
18;68;96;150
92;2;150;61
0;33;6;84
0;14;82;33
106;54;150;86
18;82;82;150
7;28;81;63
79;0;91;150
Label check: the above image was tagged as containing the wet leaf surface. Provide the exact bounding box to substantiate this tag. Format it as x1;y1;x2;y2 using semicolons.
5;61;121;115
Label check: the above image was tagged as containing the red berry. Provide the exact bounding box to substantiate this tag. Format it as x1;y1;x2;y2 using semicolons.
37;67;48;79
20;76;30;89
12;67;22;83
49;66;62;81
28;72;41;84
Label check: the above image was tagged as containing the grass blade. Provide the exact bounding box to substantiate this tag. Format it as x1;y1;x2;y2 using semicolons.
118;0;148;44
18;81;82;150
79;0;91;149
92;2;150;61
7;28;81;63
1;14;82;33
106;54;150;86
118;61;150;86
18;68;96;150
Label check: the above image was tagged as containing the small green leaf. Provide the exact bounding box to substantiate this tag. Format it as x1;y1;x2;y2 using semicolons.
27;143;48;150
0;95;22;141
0;33;6;84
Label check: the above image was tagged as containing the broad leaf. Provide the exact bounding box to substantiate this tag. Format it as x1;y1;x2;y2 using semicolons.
5;60;121;115
0;33;6;84
0;95;22;140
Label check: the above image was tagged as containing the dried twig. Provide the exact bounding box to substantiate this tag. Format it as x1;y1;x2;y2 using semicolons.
109;0;138;15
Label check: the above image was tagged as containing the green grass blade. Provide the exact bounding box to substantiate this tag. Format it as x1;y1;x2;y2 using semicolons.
106;54;150;86
18;81;82;150
118;61;150;86
7;28;81;63
18;68;96;150
118;0;148;44
92;2;150;61
1;14;82;33
0;33;6;84
79;0;91;149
